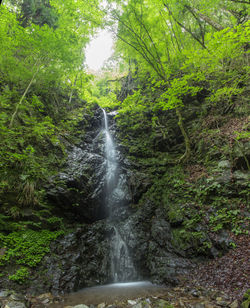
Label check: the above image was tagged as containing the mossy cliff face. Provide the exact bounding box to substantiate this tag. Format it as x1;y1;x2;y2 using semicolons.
0;100;248;295
112;92;249;280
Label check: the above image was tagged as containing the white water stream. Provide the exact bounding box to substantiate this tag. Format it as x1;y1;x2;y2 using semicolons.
102;108;136;282
50;110;166;307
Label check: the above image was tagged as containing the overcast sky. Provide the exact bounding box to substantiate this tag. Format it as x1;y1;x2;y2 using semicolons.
85;30;114;71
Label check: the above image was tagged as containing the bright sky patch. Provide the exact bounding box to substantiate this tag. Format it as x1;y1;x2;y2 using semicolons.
85;30;114;71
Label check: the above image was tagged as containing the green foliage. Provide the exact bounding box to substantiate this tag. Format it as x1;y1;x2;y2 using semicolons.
0;1;103;217
171;228;212;255
236;131;250;140
0;0;248;286
0;229;64;267
209;208;248;235
8;267;30;284
241;290;250;308
156;77;202;110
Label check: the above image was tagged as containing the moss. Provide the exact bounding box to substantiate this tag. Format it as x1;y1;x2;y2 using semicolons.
0;229;64;281
167;205;184;226
8;266;30;284
171;228;212;256
171;228;193;252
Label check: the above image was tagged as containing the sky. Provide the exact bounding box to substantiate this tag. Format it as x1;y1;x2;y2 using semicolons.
85;30;114;72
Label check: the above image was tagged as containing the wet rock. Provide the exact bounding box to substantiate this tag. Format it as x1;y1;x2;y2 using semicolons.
0;290;11;298
128;300;138;305
22;221;112;294
0;106;236;295
97;304;106;308
190;289;200;297
46;107;106;223
132;303;142;308
191;304;205;308
229;300;238;308
37;293;53;300
156;299;171;308
3;301;27;308
9;294;25;302
218;160;231;169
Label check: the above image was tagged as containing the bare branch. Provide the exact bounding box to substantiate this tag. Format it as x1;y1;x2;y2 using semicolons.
185;5;224;31
164;3;207;49
228;0;250;4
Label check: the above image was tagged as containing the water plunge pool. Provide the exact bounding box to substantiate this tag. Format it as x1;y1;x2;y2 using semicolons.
52;281;168;306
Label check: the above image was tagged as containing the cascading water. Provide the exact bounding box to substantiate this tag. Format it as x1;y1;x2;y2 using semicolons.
102;108;136;282
50;109;165;308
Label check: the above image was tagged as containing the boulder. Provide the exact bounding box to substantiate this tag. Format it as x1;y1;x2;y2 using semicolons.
4;301;27;308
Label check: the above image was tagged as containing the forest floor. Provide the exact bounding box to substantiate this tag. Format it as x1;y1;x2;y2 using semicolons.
183;233;250;302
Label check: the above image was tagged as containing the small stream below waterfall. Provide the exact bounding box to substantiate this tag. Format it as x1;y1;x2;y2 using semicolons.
52;282;168;306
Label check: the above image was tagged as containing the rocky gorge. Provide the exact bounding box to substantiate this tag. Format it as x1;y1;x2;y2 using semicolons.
1;1;250;307
1;103;249;308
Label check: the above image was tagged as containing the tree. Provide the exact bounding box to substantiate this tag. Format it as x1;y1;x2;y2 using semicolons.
0;0;103;211
106;0;249;162
108;0;195;161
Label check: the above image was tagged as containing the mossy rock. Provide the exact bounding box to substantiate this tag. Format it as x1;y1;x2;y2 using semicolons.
171;228;211;256
171;228;194;253
167;205;184;226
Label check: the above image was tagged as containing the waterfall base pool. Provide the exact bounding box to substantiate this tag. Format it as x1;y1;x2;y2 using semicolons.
52;281;169;307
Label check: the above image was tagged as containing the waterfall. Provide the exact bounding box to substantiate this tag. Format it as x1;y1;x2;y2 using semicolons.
102;108;136;282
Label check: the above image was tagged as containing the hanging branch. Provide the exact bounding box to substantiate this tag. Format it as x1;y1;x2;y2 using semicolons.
116;32;165;80
112;10;164;78
164;3;207;49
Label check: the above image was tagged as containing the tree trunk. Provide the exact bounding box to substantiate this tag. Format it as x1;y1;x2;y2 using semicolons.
186;6;224;31
68;73;79;105
228;0;250;4
164;3;207;49
176;107;191;163
9;61;41;128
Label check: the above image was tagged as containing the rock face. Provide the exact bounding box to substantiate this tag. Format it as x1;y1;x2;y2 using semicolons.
0;290;28;308
30;221;112;294
27;107;192;294
46;106;106;223
18;106;232;295
31;202;195;294
46;107;139;224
